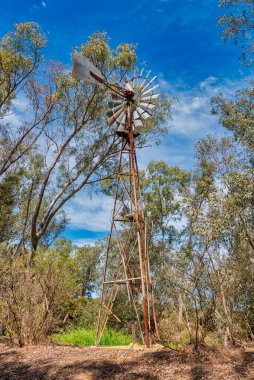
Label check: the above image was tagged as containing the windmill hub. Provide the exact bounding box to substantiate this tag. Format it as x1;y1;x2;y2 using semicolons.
108;72;160;137
125;90;135;102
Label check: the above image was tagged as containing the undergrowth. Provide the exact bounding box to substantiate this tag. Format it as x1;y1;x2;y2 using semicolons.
51;328;132;346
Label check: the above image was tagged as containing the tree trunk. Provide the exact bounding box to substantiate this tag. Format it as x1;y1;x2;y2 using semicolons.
215;246;235;346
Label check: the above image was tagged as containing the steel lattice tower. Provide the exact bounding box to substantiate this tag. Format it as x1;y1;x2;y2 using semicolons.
72;51;160;348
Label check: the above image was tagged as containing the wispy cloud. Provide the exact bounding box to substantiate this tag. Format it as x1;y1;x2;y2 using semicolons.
1;94;31;127
72;238;98;247
159;72;254;139
138;73;251;169
30;1;47;12
64;191;114;232
64;73;253;235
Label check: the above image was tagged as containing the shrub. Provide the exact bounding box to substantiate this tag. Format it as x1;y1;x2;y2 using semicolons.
158;314;190;347
0;249;78;346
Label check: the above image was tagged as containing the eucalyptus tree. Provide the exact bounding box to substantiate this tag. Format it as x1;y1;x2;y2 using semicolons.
186;135;254;345
218;0;254;65
140;161;190;317
215;1;254;153
0;22;54;175
0;24;172;264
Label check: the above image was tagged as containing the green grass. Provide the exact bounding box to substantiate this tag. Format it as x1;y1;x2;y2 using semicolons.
168;341;182;349
51;328;132;346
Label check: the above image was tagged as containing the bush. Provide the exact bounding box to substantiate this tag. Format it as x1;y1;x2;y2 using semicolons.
158;314;190;347
204;332;223;347
64;297;99;329
0;249;78;346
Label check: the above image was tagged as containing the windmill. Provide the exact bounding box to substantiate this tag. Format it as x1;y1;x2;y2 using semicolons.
72;51;160;348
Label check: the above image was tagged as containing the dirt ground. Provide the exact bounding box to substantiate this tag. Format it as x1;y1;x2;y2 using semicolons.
0;343;253;380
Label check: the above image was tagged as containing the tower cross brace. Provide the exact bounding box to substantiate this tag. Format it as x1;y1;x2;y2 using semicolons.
95;105;159;348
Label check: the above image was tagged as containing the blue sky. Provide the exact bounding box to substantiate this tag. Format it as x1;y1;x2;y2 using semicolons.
1;0;252;245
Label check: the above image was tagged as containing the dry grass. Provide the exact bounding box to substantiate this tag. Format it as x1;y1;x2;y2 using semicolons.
0;343;253;379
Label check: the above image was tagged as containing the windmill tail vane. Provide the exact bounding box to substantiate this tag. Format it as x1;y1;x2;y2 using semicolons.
71;50;160;348
72;50;125;97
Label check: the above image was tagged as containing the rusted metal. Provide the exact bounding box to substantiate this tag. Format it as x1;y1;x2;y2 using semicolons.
95;103;158;349
128;105;150;348
102;303;121;322
71;56;161;348
103;277;142;285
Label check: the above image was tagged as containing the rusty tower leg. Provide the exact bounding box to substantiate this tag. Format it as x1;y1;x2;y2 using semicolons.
95;106;158;348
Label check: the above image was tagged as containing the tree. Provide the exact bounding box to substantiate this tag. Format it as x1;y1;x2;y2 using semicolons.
0;25;172;265
74;245;101;298
212;2;254;155
185;135;254;346
0;239;78;346
218;0;254;65
141;161;190;316
211;86;254;153
0;22;54;175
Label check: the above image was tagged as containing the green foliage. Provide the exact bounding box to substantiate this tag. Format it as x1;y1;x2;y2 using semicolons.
66;297;99;328
218;0;254;65
158;315;190;348
0;23;172;264
74;245;101;297
52;328;131;346
142;161;190;238
140;161;190;307
204;332;223;347
211;86;254;152
0;22;46;115
0;171;21;242
0;237;105;346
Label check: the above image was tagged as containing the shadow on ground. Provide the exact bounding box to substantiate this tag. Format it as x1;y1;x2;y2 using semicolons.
0;345;253;380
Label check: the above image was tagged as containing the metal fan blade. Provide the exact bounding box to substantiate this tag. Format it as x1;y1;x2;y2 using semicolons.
112;92;124;101
133;110;140;120
137;106;152;118
72;50;104;86
137;107;151;120
111;121;119;130
107;104;124;117
111;114;125;130
112;111;126;130
108;100;124;108
108;108;125;125
139;71;151;88
117;112;126;125
140;102;156;109
141;93;160;101
141;76;157;92
146;70;152;78
134;119;143;127
116;124;128;135
141;111;150;119
142;84;159;96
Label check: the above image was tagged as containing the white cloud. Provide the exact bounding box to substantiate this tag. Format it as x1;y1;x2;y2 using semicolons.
64;191;114;232
137;143;188;169
161;73;253;138
138;73;254;170
199;76;218;90
72;238;98;247
2;94;31;126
